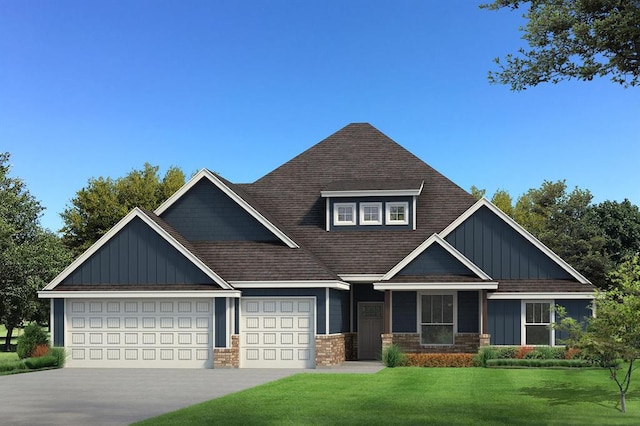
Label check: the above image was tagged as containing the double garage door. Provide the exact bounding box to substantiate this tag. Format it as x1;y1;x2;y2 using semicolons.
66;298;212;368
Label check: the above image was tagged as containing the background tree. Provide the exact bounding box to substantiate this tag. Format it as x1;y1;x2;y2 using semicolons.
61;163;185;255
482;0;640;90
0;153;71;350
588;199;640;265
557;254;640;413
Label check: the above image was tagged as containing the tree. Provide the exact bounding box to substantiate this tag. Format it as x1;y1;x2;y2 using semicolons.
491;189;514;218
482;0;640;90
0;153;71;350
470;185;486;200
61;163;185;254
557;254;640;413
588;199;640;265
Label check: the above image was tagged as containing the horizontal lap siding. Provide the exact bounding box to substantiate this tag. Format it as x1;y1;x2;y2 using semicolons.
488;300;521;345
329;289;350;333
392;291;416;333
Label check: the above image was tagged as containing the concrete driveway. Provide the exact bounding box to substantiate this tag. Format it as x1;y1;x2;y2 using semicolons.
0;368;299;426
1;362;383;426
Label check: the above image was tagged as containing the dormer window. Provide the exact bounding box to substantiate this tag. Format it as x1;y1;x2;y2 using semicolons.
360;202;382;225
386;202;409;225
334;203;356;226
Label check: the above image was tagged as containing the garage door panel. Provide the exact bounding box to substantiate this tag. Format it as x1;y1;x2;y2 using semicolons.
66;299;213;368
240;298;315;368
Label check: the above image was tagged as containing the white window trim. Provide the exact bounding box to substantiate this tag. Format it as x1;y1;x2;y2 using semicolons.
333;202;356;226
521;300;555;346
417;291;457;346
359;202;383;225
386;202;409;225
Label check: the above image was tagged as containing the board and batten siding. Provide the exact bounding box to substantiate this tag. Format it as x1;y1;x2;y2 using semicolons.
329;289;350;333
392;291;417;333
215;298;227;348
61;217;214;286
53;298;65;346
398;244;475;276
457;291;479;333
161;179;278;242
445;206;573;280
487;299;521;345
555;299;593;342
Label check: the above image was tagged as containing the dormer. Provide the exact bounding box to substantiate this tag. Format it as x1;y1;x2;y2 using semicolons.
320;179;423;231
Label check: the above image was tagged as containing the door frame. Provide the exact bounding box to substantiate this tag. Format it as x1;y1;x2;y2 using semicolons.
357;301;384;360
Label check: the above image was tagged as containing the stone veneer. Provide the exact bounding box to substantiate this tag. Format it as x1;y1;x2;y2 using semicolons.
382;333;490;354
213;334;239;368
316;333;357;367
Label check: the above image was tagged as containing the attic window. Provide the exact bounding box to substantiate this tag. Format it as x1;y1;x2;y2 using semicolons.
334;203;356;226
386;202;409;225
360;202;382;225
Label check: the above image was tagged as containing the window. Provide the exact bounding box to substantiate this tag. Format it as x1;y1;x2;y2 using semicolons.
333;203;356;226
359;202;382;225
386;202;409;225
420;294;454;345
524;301;553;345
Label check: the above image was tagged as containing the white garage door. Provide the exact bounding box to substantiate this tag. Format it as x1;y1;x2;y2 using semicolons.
240;298;315;368
66;298;213;368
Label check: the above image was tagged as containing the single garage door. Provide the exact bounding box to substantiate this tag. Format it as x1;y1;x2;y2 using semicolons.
66;298;213;368
240;298;315;368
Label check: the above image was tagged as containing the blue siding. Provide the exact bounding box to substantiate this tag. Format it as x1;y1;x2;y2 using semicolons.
53;299;64;346
329;196;413;231
392;291;417;333
215;298;226;348
445;206;573;280
329;289;350;333
352;284;384;332
241;289;326;334
555;299;593;343
61;217;215;285
488;300;521;345
399;244;475;276
234;298;240;336
457;291;479;333
162;179;278;242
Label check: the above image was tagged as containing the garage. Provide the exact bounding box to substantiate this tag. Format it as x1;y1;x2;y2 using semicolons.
240;298;315;368
65;298;213;368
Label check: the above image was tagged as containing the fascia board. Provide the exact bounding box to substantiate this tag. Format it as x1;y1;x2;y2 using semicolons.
320;188;422;198
230;281;350;290
155;169;299;249
43;208;234;291
382;234;492;281
338;274;385;282
38;290;242;299
439;198;591;285
487;292;595;300
374;282;499;291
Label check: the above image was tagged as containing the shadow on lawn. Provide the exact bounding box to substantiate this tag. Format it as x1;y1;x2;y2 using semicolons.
520;380;639;412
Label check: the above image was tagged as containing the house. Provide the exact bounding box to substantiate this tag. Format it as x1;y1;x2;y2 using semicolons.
38;123;595;368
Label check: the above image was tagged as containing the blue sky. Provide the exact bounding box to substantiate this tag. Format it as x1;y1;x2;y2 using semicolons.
2;1;638;232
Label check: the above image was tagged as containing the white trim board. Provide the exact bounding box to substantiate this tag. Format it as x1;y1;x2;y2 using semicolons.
230;281;350;291
439;198;591;285
339;274;385;282
154;169;299;249
374;282;499;291
43;208;234;291
487;292;595;300
38;290;241;299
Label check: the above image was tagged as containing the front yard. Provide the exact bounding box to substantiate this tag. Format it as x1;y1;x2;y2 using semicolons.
135;367;640;425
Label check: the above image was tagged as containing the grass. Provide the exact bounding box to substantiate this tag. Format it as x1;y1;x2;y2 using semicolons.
134;367;640;425
0;352;19;362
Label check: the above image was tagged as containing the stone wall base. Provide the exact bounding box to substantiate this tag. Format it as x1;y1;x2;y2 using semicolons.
382;333;489;354
213;334;239;368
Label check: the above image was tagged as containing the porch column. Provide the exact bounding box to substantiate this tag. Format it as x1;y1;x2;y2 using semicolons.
384;290;391;334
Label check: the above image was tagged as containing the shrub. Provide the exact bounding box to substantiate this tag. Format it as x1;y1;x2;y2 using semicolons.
515;346;534;359
49;347;66;367
406;353;475;368
475;346;496;367
494;346;518;359
24;355;57;370
0;360;27;372
31;343;50;358
565;347;582;360
16;324;49;359
382;344;406;367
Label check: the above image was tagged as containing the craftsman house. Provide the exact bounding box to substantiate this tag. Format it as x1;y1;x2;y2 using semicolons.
39;123;595;368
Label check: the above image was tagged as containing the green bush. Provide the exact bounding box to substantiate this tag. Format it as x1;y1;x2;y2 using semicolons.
0;360;27;372
382;344;406;367
24;355;57;369
16;324;49;359
475;346;497;367
49;347;66;367
494;346;518;359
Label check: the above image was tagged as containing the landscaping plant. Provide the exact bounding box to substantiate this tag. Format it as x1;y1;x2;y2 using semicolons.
382;344;406;367
16;323;49;359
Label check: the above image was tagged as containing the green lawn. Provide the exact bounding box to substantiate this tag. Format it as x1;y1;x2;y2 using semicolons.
134;367;640;425
0;352;19;362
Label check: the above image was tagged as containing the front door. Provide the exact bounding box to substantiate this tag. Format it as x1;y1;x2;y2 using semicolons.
358;302;384;360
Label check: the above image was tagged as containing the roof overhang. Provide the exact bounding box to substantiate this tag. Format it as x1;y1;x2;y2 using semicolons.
320;179;424;198
38;290;242;299
321;188;423;198
230;281;350;290
487;292;595;300
374;282;499;291
338;274;386;283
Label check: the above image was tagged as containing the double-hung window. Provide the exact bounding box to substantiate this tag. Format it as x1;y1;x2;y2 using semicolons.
420;294;454;345
524;301;553;345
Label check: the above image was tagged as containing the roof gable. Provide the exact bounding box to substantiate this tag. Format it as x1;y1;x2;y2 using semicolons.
44;208;232;290
441;199;590;284
155;169;298;248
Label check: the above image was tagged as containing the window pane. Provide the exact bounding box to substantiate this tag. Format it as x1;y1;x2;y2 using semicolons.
443;295;453;323
526;325;550;345
432;295;443;323
526;303;534;323
421;295;432;323
541;303;550;323
421;325;453;345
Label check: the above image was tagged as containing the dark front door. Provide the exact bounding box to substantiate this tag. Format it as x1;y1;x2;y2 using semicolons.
358;302;384;359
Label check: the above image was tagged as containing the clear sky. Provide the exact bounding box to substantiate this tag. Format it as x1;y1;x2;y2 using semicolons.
2;1;639;233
